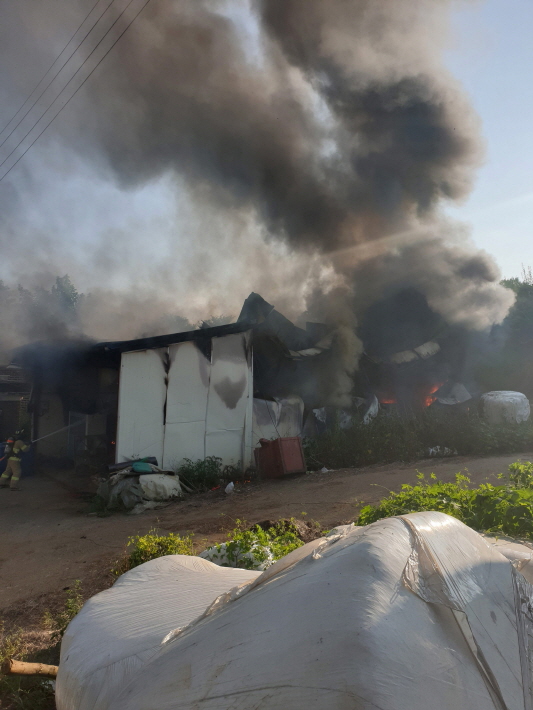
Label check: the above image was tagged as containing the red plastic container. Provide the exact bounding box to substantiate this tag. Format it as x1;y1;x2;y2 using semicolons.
254;437;306;479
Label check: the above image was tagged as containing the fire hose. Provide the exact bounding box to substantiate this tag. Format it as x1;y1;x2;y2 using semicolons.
0;420;87;461
31;419;86;444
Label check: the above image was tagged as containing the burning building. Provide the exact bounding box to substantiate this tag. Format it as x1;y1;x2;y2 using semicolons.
12;299;333;469
12;286;484;471
1;1;519;470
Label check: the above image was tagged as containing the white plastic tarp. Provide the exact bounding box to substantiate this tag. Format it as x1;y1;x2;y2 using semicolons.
56;557;259;710
57;512;533;709
138;473;182;501
252;395;304;448
485;535;533;586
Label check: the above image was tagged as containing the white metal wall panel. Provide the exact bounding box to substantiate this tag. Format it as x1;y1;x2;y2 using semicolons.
116;350;166;464
205;332;253;468
162;342;210;469
116;331;253;470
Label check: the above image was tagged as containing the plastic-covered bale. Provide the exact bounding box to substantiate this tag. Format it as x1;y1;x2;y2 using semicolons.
481;390;530;425
57;514;533;709
485;534;533;585
55;557;260;710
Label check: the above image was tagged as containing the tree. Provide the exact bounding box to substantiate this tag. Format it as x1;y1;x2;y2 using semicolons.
51;275;80;316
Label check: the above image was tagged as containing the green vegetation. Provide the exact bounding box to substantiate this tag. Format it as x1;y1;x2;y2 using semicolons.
202;519;305;570
42;581;85;643
304;409;533;470
357;461;533;539
176;456;241;492
0;625;55;710
0;582;85;710
113;530;196;576
113;519;308;575
476;267;533;399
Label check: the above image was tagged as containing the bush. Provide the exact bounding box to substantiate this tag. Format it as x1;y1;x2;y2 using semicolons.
113;520;307;576
304;410;533;470
176;456;239;492
113;530;196;576
356;460;533;539
201;519;304;570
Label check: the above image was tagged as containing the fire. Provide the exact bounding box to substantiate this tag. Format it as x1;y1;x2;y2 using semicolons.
378;382;444;408
423;383;443;408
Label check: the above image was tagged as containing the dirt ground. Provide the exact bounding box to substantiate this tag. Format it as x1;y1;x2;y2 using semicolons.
2;451;533;621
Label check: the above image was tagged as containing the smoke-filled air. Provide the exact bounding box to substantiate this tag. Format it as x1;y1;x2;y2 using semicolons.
0;0;515;366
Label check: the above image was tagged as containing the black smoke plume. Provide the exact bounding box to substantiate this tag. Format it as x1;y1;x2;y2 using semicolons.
0;0;514;388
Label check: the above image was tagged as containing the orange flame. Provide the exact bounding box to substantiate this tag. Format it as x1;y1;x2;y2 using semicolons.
423;383;443;408
379;382;444;407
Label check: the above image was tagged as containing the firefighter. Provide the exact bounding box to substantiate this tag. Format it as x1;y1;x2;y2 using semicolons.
0;433;31;490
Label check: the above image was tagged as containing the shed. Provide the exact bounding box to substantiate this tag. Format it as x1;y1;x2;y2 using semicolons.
12;294;335;471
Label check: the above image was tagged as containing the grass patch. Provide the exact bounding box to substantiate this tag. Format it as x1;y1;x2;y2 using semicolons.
304;410;533;470
0;622;55;710
1;583;86;709
357;460;533;539
42;581;85;643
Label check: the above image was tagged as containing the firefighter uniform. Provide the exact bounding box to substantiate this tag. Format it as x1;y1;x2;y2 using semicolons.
0;438;30;490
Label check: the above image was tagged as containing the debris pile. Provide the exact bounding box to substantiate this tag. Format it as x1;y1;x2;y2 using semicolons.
96;459;185;515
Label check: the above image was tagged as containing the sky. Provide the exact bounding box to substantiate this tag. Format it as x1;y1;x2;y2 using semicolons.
445;0;533;279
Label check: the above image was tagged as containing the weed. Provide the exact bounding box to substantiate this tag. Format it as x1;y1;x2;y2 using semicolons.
51;582;84;642
200;519;304;570
41;581;84;650
113;519;307;576
113;530;196;576
508;460;533;489
176;456;229;491
0;623;55;710
356;461;533;539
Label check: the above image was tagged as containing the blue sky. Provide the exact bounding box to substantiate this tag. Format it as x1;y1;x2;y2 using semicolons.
445;0;533;279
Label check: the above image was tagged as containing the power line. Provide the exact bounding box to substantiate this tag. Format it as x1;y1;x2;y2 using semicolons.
0;0;151;182
0;0;103;135
0;0;117;151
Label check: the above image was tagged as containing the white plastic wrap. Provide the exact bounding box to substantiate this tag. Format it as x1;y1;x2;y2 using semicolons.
485;535;533;585
56;556;259;710
58;513;533;710
138;473;182;500
252;396;304;448
481;390;531;425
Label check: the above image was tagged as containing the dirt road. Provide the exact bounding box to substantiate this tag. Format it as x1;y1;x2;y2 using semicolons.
2;451;533;615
